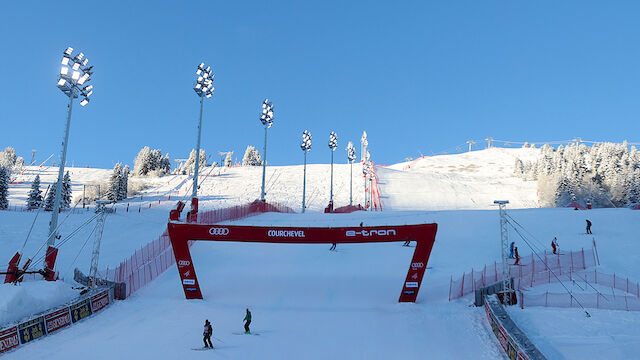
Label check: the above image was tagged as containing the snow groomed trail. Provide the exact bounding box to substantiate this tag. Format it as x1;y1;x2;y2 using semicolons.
3;149;640;359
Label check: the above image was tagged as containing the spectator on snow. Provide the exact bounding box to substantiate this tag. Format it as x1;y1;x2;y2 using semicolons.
551;237;559;255
509;242;515;259
586;219;592;234
514;247;520;265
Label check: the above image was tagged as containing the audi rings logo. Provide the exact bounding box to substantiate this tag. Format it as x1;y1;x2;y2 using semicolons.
209;227;230;236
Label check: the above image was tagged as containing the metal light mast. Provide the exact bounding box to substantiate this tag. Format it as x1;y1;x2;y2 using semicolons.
50;47;93;246
191;62;215;202
346;141;356;206
259;99;274;201
328;132;338;206
361;131;369;209
494;200;513;304
89;200;110;287
300;130;312;213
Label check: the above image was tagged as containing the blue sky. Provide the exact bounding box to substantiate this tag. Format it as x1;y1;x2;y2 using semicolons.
2;1;640;168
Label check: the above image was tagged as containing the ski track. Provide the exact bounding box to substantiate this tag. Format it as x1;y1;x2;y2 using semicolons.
2;148;639;359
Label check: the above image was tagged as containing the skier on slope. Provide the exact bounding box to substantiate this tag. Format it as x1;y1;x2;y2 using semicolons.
203;319;213;348
586;219;592;234
551;237;559;255
509;242;515;258
243;308;252;334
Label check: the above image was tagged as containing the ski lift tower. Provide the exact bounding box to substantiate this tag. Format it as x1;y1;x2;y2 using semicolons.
494;200;514;305
89;200;110;288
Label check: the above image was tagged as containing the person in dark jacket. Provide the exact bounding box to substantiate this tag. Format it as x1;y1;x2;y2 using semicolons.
586;219;592;234
203;319;213;348
509;242;515;258
243;308;252;334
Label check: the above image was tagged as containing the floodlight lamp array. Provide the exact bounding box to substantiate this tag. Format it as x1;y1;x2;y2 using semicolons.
346;141;356;162
194;62;215;98
301;130;312;151
57;47;93;106
328;131;338;151
260;99;274;128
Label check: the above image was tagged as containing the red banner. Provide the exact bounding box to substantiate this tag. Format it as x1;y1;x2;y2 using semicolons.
0;327;19;354
168;222;438;302
90;290;110;313
45;308;72;334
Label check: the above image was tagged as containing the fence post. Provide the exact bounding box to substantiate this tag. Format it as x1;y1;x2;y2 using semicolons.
460;272;465;298
471;269;475;292
614;273;616;289
545;291;548;307
570;250;574;271
449;276;452;301
593;238;600;266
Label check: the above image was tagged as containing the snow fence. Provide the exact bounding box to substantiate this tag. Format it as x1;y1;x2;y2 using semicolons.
484;294;546;360
519;270;640;311
450;247;598;301
100;202;294;298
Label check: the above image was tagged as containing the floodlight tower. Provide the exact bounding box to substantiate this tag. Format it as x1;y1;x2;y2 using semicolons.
191;62;215;203
328;132;338;207
494;200;513;305
259;99;274;201
50;47;93;246
346;141;356;206
300;130;312;213
361;131;369;208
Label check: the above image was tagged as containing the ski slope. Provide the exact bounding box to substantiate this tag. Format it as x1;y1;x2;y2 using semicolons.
2;149;640;359
379;148;540;210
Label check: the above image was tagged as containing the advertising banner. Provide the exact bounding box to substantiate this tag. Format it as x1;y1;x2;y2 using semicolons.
90;290;110;313
70;298;93;323
18;316;46;344
45;307;72;334
0;327;19;353
168;222;438;302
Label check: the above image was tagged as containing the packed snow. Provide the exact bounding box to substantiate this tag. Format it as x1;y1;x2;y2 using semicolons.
1;148;639;359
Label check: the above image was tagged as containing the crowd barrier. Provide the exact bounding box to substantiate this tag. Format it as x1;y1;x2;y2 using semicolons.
450;247;597;301
484;294;546;360
519;269;640;311
520;292;640;311
100;201;294;298
0;287;113;354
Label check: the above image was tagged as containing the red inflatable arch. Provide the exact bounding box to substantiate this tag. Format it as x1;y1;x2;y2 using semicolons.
168;217;437;303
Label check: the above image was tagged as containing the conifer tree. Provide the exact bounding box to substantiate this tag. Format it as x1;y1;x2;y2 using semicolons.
61;171;72;209
106;163;123;202
0;167;9;210
27;174;43;209
119;165;130;200
44;181;56;211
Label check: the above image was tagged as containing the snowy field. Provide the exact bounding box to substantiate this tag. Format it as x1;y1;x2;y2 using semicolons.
2;148;640;359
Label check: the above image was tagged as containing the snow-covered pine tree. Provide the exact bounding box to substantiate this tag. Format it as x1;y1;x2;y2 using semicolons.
119;165;130;200
27;174;43;209
0;167;9;210
133;146;152;176
44;181;56;211
224;152;233;167
178;149;206;174
242;146;262;166
62;171;72;209
106;163;123;202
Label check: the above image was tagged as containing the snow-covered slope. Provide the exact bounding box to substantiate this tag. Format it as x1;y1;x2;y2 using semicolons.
3;148;640;359
379;148;540;210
